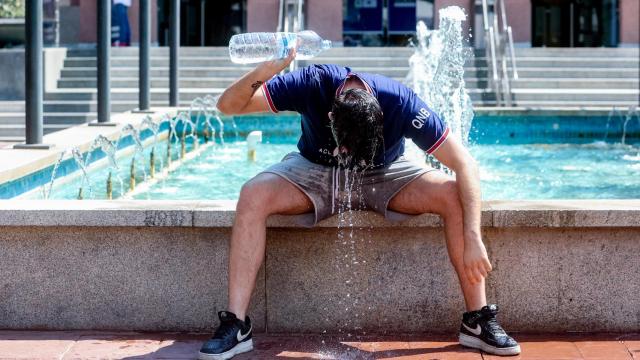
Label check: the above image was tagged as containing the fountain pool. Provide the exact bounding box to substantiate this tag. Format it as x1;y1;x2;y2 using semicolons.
11;112;640;201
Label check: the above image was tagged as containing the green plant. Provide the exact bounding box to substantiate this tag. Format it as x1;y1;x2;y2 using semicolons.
0;0;25;19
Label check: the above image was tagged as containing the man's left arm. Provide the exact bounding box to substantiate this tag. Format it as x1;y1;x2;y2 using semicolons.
432;136;493;285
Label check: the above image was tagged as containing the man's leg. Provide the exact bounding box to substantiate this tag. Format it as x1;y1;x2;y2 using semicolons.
200;172;313;360
388;170;520;356
387;170;486;311
228;173;313;319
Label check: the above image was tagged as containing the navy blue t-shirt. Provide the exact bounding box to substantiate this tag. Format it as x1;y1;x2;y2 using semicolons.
262;64;449;167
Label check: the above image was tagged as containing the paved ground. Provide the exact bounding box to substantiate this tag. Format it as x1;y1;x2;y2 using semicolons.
0;331;637;359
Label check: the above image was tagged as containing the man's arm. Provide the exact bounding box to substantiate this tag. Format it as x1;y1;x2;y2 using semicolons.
432;136;492;285
217;50;296;115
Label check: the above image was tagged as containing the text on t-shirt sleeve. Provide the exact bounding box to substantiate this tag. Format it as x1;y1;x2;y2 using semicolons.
402;92;449;154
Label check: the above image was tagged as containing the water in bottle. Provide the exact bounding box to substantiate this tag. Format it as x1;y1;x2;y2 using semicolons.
228;30;331;64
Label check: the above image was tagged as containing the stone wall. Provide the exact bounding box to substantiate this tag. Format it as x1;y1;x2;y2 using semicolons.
0;200;638;333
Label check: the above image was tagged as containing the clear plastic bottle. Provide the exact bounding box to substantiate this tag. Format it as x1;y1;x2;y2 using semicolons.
228;30;331;64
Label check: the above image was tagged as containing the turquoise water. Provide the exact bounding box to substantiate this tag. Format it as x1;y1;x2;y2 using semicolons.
126;138;640;200
21;114;640;200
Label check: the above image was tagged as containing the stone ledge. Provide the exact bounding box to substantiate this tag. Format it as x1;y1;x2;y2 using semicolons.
0;199;638;228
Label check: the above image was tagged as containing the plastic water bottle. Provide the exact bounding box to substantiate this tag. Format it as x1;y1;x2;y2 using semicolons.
228;30;331;64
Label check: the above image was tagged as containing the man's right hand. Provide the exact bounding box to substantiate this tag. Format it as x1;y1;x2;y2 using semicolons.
255;47;297;78
217;47;297;115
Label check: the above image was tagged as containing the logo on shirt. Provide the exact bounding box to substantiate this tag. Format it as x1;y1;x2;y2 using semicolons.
411;108;430;129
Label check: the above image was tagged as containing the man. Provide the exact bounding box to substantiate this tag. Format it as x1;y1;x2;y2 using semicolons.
111;0;131;47
198;51;521;359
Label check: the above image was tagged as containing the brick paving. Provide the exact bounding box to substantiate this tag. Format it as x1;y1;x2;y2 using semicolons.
0;331;637;359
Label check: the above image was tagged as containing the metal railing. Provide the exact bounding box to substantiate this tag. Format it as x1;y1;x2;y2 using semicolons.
481;0;518;106
278;0;305;72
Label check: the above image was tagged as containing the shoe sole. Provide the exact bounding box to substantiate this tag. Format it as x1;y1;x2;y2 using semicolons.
198;339;253;360
459;333;521;356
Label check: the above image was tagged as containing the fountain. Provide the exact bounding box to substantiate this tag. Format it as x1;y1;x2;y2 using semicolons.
93;134;123;199
405;7;474;172
622;106;640;146
141;115;161;178
246;131;262;161
71;147;93;199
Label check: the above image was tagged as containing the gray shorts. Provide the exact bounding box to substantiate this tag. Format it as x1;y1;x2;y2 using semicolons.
262;152;435;227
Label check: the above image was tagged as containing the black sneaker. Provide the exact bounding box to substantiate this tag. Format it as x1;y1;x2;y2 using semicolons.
198;311;253;360
458;304;521;356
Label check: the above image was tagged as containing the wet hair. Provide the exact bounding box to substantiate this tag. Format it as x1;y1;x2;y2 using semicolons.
330;88;384;169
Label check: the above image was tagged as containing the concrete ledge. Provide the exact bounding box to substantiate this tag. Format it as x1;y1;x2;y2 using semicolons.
0;200;638;228
0;200;640;334
0;200;638;333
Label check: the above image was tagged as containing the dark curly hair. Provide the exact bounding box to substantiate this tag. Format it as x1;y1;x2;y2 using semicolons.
330;88;384;169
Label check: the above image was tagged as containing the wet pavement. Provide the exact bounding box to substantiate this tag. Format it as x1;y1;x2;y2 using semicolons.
0;331;637;359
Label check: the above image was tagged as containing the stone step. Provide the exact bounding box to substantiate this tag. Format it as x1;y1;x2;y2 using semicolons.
55;76;638;91
58;78;241;89
45;88;225;101
506;58;639;68
65;57;475;68
0;113;25;124
66;46;640;58
58;64;639;80
0;101;26;112
56;77;487;90
510;78;640;89
59;66;420;79
512;47;640;57
44;88;497;102
68;46;418;57
0;123;69;137
511;89;640;101
515;68;639;79
512;100;640;107
0;112;96;125
60;67;254;78
40;100;202;113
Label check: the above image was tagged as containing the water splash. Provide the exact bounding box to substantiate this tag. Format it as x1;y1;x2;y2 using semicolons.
406;6;474;147
71;147;93;199
44;150;68;199
120;123;148;182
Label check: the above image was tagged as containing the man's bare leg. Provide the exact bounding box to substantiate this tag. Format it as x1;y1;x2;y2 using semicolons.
388;170;486;311
228;173;313;319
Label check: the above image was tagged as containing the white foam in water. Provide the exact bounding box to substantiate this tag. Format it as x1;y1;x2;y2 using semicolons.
623;154;640;162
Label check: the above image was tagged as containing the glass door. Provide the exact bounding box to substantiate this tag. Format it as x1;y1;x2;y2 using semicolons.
532;0;618;47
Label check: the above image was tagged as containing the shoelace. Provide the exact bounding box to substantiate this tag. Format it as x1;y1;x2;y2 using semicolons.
485;316;507;335
213;321;238;339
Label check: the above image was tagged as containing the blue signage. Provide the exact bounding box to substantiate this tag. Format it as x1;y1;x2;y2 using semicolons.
388;0;417;34
343;0;384;34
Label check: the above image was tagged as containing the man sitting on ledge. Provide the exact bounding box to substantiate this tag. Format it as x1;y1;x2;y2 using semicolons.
198;50;521;359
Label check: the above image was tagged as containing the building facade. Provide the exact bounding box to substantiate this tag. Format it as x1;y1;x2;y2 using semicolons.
63;0;638;47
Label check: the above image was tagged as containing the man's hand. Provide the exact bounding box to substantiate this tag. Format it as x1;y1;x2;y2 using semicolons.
255;47;297;79
432;136;491;284
217;48;297;115
463;236;493;284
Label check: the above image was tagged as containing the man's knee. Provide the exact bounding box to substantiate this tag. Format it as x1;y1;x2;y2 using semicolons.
237;176;277;217
438;179;463;218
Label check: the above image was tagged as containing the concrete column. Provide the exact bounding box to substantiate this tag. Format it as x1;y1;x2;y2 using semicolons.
247;0;280;32
24;0;43;145
306;0;342;43
619;0;639;46
129;0;159;44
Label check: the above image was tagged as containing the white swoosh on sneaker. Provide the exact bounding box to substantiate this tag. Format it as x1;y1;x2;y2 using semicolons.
237;325;252;342
463;323;482;336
